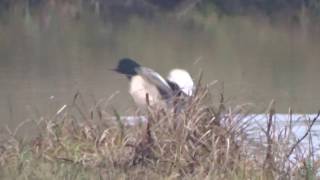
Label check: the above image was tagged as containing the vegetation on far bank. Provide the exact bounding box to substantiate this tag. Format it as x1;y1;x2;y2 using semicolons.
1;0;320;27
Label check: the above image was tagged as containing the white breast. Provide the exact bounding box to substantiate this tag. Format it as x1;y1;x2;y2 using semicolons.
129;75;161;107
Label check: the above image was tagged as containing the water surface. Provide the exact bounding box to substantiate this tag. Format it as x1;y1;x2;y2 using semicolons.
1;10;320;129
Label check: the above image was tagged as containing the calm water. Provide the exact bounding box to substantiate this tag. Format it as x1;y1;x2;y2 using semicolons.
1;11;320;129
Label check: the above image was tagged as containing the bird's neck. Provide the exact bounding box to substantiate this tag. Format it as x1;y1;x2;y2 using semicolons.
126;72;138;80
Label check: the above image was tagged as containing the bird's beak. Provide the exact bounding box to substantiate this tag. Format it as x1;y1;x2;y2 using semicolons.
109;68;120;73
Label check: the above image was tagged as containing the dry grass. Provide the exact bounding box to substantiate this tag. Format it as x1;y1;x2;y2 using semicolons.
0;83;319;179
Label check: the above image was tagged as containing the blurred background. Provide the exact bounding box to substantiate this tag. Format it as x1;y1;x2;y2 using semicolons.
1;0;320;130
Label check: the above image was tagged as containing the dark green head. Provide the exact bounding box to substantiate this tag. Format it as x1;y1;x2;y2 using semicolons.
113;58;141;78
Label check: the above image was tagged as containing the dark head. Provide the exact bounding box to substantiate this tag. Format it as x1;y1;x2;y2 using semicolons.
113;58;141;78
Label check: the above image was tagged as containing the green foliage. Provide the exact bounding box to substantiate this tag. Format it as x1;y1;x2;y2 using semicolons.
306;158;315;180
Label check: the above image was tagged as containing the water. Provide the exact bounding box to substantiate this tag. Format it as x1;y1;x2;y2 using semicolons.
1;8;320;130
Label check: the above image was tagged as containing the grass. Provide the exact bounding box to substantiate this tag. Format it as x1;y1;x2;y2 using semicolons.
0;81;319;179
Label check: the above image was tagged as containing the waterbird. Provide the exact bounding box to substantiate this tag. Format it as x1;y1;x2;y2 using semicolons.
113;58;194;109
113;58;173;108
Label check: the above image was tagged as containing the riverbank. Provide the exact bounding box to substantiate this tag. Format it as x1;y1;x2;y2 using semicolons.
0;84;318;179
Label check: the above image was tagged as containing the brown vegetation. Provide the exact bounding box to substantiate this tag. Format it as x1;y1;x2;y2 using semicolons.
0;82;319;179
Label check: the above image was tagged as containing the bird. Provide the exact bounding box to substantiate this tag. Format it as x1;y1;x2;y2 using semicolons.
113;58;173;108
113;58;194;109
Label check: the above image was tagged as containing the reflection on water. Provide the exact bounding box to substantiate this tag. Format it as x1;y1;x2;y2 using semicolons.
1;9;320;129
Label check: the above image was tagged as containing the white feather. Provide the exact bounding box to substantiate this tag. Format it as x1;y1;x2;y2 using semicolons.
167;69;194;96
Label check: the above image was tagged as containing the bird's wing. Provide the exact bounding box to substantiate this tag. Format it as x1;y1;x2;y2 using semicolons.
166;80;183;96
135;67;173;99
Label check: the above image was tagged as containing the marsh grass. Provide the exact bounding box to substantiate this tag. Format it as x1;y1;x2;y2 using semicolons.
0;82;319;179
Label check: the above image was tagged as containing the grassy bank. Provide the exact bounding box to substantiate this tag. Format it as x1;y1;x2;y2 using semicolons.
0;83;319;179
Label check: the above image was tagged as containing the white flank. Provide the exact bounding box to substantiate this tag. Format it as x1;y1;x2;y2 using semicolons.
167;69;194;96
